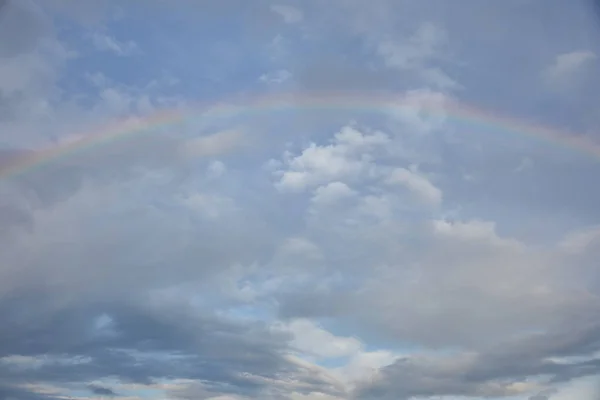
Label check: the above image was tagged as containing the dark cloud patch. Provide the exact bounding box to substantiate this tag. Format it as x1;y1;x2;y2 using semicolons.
356;323;600;400
88;384;117;396
529;388;558;400
0;385;60;400
0;0;50;57
0;292;326;398
588;0;600;34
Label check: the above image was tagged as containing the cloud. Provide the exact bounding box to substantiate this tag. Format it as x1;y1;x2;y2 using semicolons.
529;388;558;400
88;384;117;396
207;159;227;178
270;4;303;24
272;125;390;192
377;22;446;70
0;288;338;398
310;181;357;206
2;1;600;399
549;376;600;400
385;166;442;207
376;22;459;90
354;320;600;399
274;319;362;360
181;129;247;159
275;213;600;398
90;31;139;56
259;69;292;84
542;50;597;89
0;0;50;57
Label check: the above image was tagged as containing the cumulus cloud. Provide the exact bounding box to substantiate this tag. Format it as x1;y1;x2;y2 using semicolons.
310;181;357;206
542;50;597;88
385;166;442;207
272;125;390;192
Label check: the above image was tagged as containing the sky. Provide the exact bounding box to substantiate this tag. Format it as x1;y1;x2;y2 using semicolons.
1;0;600;399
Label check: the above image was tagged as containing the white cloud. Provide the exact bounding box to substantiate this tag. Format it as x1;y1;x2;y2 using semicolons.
280;216;596;353
275;318;362;359
514;156;534;173
378;22;445;70
259;69;292;84
331;349;399;390
90;31;139;56
207;160;227;178
272;319;400;393
429;218;519;247
386;89;449;135
288;392;344;400
270;4;303;24
385;166;442;207
355;193;394;221
180;192;238;219
97;86;133;114
278;236;323;260
559;225;600;254
542;50;596;88
421;67;461;90
549;375;600;400
376;22;457;90
0;34;74;147
181;129;246;159
311;182;357;206
273;125;389;191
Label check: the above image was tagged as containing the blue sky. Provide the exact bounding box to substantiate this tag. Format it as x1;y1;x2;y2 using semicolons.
1;0;600;399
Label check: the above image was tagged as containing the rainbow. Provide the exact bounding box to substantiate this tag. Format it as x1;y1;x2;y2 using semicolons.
0;91;598;180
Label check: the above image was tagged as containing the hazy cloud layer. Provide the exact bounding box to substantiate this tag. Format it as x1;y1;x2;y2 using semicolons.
1;1;600;400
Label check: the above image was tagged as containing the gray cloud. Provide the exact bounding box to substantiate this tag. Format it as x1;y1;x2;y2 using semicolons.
0;385;62;400
0;291;339;399
529;388;558;400
88;385;117;396
355;325;600;399
2;1;600;399
0;0;50;57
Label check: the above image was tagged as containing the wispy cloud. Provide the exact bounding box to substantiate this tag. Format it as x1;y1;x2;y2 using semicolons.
270;4;304;24
90;31;140;56
542;49;597;89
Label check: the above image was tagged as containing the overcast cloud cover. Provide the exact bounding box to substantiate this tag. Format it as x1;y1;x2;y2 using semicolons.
1;0;600;399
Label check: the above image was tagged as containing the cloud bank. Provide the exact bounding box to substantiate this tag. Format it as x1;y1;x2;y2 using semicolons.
1;1;600;399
